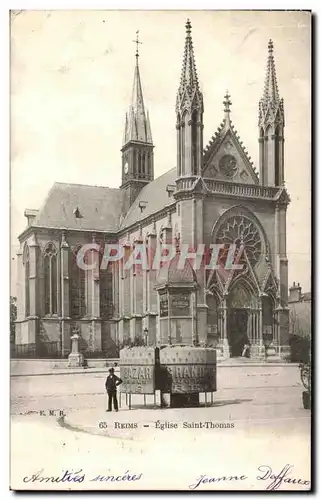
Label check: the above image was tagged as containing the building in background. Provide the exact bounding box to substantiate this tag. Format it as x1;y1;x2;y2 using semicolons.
15;20;291;359
288;282;311;338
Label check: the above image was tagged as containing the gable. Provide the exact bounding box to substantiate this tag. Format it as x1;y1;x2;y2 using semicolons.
203;130;258;184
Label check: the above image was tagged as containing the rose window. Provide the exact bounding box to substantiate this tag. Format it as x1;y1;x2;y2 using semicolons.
219;154;238;178
215;215;262;268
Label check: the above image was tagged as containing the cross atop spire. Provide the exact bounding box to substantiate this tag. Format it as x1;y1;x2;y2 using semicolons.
133;30;142;59
223;90;232;124
223;91;232;113
176;19;203;113
186;18;192;35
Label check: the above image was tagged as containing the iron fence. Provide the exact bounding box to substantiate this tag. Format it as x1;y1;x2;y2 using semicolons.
11;341;60;359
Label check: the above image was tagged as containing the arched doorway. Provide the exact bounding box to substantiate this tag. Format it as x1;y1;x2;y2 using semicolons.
227;280;254;357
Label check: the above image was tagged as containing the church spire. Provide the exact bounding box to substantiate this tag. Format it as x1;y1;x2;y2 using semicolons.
263;40;279;103
121;31;154;205
123;31;153;145
176;19;203;113
258;39;284;125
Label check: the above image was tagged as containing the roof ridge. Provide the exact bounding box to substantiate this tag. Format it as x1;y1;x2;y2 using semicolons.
53;181;121;191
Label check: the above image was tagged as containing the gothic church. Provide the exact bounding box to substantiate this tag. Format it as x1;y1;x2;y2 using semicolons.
15;20;291;359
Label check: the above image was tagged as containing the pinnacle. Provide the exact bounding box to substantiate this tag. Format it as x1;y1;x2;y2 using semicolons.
262;39;280;103
258;39;284;125
176;19;203;112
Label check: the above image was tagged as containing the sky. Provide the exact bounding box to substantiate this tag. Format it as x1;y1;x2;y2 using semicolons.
10;10;311;293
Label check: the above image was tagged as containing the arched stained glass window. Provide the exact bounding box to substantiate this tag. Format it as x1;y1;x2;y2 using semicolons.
70;246;86;318
44;243;58;315
100;252;113;319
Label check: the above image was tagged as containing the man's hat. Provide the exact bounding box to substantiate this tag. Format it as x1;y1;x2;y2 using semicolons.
108;367;115;373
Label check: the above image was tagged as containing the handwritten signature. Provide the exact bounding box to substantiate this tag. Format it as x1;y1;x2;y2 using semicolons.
189;465;310;490
23;468;142;484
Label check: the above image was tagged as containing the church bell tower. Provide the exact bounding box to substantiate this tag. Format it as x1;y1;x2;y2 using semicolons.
121;32;154;207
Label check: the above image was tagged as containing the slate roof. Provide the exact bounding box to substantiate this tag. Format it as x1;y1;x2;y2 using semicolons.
33;182;126;232
120;168;177;228
26;167;177;236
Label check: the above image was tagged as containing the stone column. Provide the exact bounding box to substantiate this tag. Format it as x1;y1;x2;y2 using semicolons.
194;195;208;346
258;136;264;185
274;204;280;277
15;247;24;322
119;237;131;345
90;234;101;351
28;236;39;344
192;290;197;346
145;220;158;346
258;297;264;357
221;296;229;357
167;289;171;345
131;230;143;343
176;120;181;177
60;232;71;356
196;121;204;175
248;310;253;343
129;244;137;342
112;260;119;318
279;204;288;306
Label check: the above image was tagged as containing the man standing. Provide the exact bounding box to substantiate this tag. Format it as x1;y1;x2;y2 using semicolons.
105;367;122;412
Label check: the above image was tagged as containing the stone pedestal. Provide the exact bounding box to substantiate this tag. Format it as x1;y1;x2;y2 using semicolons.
68;333;84;367
265;343;280;362
221;338;230;358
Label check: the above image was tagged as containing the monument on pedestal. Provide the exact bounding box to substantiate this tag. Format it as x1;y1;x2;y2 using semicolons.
68;327;84;367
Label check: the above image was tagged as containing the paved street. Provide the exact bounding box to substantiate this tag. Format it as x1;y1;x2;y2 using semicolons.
10;368;311;491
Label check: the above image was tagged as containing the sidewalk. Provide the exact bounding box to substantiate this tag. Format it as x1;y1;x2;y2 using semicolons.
11;358;297;377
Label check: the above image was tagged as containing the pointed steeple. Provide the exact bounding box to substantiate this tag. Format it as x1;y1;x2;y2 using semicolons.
121;31;154;206
176;19;203;113
264;40;279;101
259;40;284;125
123;39;152;146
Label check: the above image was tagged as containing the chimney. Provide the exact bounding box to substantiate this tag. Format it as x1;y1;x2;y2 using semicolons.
288;282;302;303
24;209;39;227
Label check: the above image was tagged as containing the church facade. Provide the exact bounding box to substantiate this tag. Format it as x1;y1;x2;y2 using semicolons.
15;20;291;359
